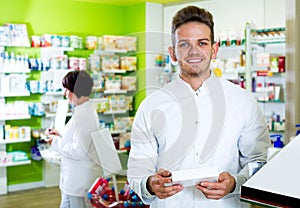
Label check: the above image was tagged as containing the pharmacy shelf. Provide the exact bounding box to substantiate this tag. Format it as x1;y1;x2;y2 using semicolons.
217;45;245;60
0;91;30;97
0;115;31;121
0;138;31;144
251;40;285;45
0;160;31;168
103;69;126;74
44;91;64;96
104;90;127;95
94;49;127;55
103;110;127;115
222;68;246;80
40;46;74;52
45;112;72;118
111;130;127;135
0;69;30;73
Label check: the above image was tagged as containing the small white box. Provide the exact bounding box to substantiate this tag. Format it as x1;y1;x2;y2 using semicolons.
166;167;219;187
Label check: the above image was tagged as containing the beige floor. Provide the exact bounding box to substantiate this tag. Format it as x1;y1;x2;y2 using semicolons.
0;186;61;208
0;183;267;208
0;176;128;208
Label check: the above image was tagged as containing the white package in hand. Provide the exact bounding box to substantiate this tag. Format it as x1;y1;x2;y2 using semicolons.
167;167;219;187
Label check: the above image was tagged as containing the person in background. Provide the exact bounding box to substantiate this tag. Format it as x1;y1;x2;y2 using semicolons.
127;5;270;208
46;70;102;208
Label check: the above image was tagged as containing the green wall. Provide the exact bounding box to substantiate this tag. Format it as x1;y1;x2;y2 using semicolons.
124;4;146;112
0;0;126;37
1;0;146;186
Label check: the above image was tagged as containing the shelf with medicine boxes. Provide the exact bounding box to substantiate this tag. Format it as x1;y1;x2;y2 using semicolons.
2;34;138;153
214;24;286;135
154;54;179;87
0;94;32;194
89;63;136;151
0;45;71;194
213;34;246;87
0;33;138;190
0;46;74;120
59;35;138;152
0;45;33;169
246;25;286;134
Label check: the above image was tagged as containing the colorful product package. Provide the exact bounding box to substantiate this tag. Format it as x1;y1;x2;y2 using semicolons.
120;56;137;71
5;23;30;47
121;76;136;91
101;55;120;71
0;26;10;46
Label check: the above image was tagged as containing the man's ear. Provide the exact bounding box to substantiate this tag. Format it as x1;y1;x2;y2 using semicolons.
211;42;219;59
168;46;177;62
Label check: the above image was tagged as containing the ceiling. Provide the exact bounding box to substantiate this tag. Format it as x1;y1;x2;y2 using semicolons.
72;0;190;6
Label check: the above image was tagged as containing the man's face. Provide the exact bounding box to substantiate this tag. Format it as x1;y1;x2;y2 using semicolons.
169;21;218;78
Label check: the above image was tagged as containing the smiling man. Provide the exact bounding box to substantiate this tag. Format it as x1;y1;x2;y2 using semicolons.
127;5;270;208
169;21;216;90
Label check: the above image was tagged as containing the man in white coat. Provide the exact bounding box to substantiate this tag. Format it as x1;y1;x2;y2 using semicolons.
127;5;270;208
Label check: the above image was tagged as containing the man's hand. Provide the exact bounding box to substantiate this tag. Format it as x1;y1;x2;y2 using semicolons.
147;169;184;199
195;172;236;200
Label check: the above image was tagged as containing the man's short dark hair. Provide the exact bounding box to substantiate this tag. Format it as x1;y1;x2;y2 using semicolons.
171;6;215;46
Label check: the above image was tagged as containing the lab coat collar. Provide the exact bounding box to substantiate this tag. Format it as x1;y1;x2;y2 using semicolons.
73;100;91;113
177;71;217;96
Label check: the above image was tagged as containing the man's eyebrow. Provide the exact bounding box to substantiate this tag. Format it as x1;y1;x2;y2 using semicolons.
198;38;210;42
177;38;210;42
177;39;188;42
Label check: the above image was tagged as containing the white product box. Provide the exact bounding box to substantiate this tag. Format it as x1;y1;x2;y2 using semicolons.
166;167;219;187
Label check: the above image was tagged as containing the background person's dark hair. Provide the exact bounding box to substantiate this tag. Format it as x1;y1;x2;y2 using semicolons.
171;6;215;46
62;70;93;98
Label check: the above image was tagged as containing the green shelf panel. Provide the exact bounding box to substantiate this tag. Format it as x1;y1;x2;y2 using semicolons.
5;47;41;58
7;160;43;186
6;93;41;103
6;116;42;129
65;49;94;58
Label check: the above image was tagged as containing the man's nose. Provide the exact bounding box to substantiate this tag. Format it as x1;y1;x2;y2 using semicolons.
188;43;200;55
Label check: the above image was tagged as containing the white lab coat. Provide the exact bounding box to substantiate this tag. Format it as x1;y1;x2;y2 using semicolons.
51;101;103;197
127;74;270;208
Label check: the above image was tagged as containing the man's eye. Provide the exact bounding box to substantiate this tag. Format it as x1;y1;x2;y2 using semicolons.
179;42;189;47
199;42;208;46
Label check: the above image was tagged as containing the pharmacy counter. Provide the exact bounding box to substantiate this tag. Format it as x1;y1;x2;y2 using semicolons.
241;135;300;207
